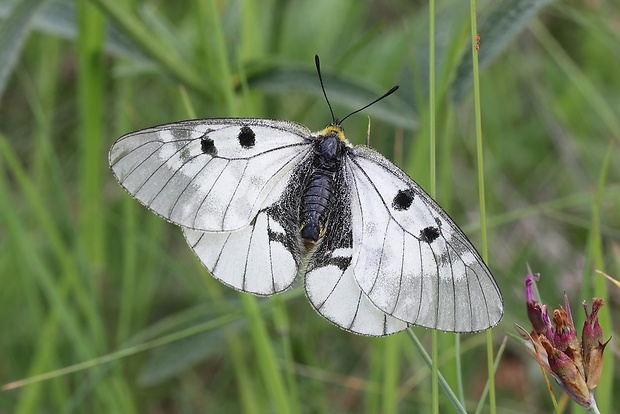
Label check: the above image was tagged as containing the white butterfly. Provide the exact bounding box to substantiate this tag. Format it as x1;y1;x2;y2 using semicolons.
109;57;503;336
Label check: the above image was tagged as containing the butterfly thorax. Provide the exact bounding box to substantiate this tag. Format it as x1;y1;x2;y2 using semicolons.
299;132;346;248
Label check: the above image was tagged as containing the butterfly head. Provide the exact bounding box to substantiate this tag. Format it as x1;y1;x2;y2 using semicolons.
318;124;349;145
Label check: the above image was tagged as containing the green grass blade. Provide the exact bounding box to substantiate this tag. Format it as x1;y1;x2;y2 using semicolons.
0;0;46;98
405;330;467;414
241;295;293;414
91;0;211;96
529;19;620;141
428;1;440;412
381;335;401;414
76;0;105;267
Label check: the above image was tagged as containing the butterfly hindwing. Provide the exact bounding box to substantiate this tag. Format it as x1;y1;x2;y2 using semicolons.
346;146;503;333
303;168;410;336
109;119;312;232
184;208;300;295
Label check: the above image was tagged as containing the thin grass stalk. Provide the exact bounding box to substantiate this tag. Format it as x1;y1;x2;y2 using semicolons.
76;0;105;269
240;0;264;61
435;10;466;401
474;337;507;414
29;38;60;187
2;307;244;391
467;0;497;412
382;336;400;414
428;1;440;413
241;295;293;413
585;142;613;413
200;0;235;115
270;293;300;413
200;268;263;414
406;330;467;414
75;1;109;370
366;339;382;412
226;331;264;414
115;83;138;346
111;0;139;353
16;315;63;413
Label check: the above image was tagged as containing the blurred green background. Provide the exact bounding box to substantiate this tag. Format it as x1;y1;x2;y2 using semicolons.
0;0;618;412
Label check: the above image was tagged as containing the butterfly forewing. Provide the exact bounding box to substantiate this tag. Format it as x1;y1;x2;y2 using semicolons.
109;119;312;232
346;147;503;332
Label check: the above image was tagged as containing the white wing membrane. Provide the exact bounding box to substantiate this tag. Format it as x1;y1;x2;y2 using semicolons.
305;253;410;336
184;209;299;296
110;119;311;231
346;147;503;332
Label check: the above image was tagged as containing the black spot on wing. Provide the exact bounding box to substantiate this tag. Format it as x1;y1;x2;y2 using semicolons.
238;126;256;148
267;228;288;246
420;226;440;243
327;255;352;272
200;135;217;156
392;189;414;211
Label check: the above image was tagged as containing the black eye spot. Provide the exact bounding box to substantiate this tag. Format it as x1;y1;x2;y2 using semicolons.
201;137;217;156
420;226;440;243
392;189;414;211
238;126;256;148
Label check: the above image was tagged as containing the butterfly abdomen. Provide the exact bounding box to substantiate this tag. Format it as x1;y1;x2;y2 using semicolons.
300;168;333;241
300;134;344;244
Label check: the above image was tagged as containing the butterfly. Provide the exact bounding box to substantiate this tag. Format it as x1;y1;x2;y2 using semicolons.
109;56;503;336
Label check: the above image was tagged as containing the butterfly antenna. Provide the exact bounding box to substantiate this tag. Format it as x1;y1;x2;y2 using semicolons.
339;85;399;125
315;55;337;124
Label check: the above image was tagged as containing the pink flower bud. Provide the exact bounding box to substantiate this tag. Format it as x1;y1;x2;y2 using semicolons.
540;337;592;408
525;274;546;335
